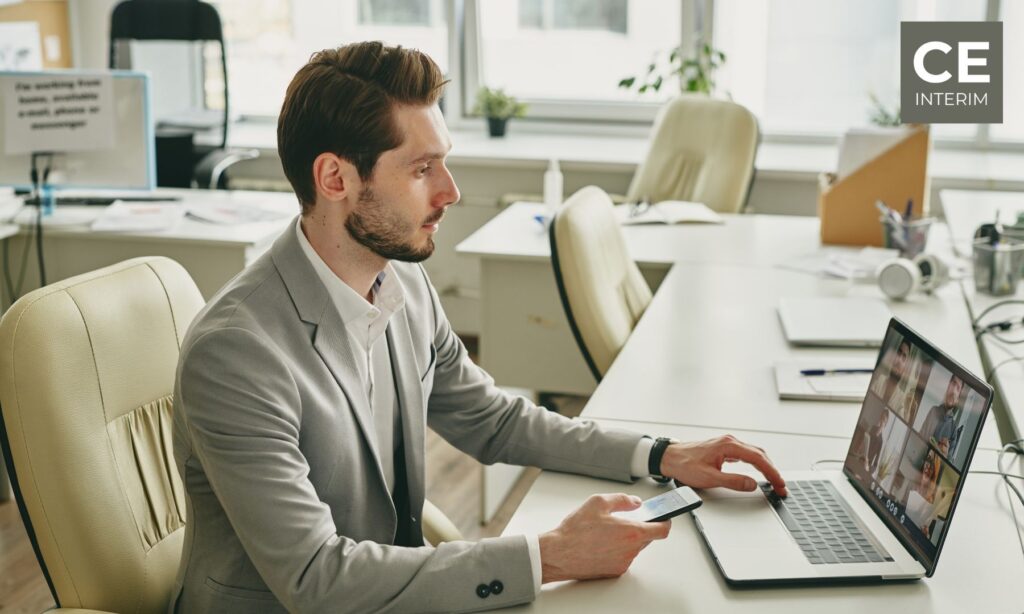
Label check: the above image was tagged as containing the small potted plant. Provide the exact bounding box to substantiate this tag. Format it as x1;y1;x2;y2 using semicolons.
472;86;527;137
618;39;726;96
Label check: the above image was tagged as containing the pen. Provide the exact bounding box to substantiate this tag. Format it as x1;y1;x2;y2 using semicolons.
800;368;874;376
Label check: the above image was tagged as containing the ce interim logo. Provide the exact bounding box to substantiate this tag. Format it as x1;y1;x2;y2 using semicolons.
901;21;1002;123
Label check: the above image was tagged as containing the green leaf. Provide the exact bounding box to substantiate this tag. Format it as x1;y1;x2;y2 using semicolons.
618;77;635;88
647;62;656;75
653;76;663;91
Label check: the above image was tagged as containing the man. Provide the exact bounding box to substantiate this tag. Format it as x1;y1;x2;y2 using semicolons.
170;42;786;613
920;376;965;458
866;409;889;478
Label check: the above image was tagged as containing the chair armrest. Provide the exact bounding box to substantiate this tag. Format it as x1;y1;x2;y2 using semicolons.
193;148;260;190
423;499;463;545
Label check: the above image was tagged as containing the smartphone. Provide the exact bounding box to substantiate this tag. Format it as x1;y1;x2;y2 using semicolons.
613;485;703;522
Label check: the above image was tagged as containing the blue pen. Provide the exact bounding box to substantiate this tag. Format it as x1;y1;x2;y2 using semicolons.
800;368;873;376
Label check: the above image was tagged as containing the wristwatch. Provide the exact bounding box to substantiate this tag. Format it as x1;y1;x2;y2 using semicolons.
648;437;678;483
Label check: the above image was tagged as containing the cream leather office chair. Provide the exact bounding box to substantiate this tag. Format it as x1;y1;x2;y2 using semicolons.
550;186;652;381
627;95;759;214
0;257;203;613
0;257;464;613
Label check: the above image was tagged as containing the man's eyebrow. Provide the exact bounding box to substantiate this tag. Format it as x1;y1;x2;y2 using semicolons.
408;144;453;165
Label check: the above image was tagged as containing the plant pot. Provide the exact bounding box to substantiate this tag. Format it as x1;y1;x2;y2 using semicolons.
487;117;508;138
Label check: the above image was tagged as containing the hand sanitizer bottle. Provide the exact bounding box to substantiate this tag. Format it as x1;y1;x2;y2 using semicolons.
543;159;563;214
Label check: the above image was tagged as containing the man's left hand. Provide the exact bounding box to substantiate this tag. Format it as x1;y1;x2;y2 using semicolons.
660;435;788;496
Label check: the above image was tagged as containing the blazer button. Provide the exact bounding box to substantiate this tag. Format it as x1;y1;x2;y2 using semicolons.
490;580;504;595
476;583;491;598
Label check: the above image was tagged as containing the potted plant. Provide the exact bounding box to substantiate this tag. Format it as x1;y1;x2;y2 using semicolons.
618;39;726;96
472;86;527;137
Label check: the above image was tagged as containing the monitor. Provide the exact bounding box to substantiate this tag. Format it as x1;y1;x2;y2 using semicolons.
0;69;155;192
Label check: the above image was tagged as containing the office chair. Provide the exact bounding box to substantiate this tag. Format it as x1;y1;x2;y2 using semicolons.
0;257;202;613
626;94;760;213
0;258;463;613
550;186;652;382
109;0;258;189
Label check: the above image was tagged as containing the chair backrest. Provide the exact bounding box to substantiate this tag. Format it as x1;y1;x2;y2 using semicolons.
626;95;760;213
550;186;653;381
0;257;205;613
109;0;229;150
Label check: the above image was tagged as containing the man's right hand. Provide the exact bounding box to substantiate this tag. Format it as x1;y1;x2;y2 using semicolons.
538;493;671;583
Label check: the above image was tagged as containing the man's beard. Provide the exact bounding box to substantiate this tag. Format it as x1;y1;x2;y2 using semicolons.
345;186;439;262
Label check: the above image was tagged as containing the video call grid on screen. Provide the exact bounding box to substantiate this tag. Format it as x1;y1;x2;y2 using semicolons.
844;320;991;571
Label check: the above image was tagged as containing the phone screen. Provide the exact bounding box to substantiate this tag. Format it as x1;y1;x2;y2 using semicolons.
614;486;703;522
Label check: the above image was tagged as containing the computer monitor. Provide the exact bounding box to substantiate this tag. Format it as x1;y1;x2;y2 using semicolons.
0;69;155;192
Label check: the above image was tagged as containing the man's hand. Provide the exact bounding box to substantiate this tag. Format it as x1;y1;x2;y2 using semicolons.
538;493;670;583
660;435;788;496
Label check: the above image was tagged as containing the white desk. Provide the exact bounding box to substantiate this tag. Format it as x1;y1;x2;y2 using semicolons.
502;420;1024;613
580;261;1001;450
456;203;823;395
0;189;295;302
941;188;1024;445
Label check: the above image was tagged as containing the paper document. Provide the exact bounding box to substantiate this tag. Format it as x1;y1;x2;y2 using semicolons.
615;200;723;225
91;200;184;232
186;202;291;225
774;361;873;402
836;126;913;180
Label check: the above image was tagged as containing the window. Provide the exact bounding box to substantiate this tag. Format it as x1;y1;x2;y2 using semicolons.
712;0;987;139
991;2;1023;143
472;0;680;111
209;0;447;119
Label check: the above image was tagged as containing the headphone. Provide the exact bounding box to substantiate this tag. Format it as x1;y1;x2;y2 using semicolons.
876;253;950;300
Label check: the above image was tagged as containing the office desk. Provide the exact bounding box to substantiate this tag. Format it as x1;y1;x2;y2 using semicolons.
1;189;295;302
580;262;1001;450
503;420;1024;613
456;203;823;395
941;188;1024;445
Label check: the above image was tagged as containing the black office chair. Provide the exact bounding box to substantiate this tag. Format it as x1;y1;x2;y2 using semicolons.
109;0;258;189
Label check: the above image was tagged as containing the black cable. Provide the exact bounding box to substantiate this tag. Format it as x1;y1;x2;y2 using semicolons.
29;153;51;288
984;355;1024;381
973;299;1024;344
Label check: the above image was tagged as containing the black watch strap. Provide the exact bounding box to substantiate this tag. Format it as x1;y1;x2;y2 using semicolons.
648;437;675;482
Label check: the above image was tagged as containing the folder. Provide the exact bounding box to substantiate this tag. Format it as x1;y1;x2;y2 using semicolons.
818;125;931;246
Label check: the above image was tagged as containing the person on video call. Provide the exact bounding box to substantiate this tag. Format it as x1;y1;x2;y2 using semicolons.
871;339;914;416
920;376;965;457
169;42;788;613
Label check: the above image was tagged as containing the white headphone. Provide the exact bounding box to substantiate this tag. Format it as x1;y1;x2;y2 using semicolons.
876;253;950;300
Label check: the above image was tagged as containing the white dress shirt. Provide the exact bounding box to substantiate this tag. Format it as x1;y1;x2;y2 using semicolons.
296;218;657;595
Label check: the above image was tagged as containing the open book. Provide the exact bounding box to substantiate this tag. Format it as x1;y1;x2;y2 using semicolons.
614;200;723;225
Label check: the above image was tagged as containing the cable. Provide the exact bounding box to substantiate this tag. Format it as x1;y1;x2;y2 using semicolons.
985;355;1024;381
30;153;52;288
811;459;844;470
995;443;1024;562
973;299;1024;344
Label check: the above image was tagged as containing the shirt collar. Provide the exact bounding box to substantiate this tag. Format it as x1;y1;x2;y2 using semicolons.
295;218;405;342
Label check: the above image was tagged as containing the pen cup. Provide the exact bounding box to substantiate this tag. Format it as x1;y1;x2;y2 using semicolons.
973;238;1024;296
880;216;933;258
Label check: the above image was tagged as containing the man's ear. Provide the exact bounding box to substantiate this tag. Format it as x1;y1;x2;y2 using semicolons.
312;152;358;204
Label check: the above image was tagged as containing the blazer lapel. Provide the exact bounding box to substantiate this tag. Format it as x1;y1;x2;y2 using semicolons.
271;222;387;490
386;313;426;515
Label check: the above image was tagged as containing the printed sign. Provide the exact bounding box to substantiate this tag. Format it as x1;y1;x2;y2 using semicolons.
3;73;116;155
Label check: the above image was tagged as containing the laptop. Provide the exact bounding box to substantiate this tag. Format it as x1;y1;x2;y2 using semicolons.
778;297;891;347
693;318;992;584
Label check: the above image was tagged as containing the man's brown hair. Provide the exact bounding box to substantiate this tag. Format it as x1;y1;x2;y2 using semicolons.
277;41;448;214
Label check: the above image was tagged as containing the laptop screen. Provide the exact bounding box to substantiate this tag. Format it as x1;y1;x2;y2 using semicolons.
844;318;992;575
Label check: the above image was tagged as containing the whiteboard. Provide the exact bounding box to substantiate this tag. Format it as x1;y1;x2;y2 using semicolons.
0;70;155;191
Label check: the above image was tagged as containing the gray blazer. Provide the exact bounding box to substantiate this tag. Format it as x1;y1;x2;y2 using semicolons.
170;221;643;613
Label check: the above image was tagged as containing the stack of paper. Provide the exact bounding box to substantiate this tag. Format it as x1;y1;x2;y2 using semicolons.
186;202;291;225
91;200;185;232
614;200;723;226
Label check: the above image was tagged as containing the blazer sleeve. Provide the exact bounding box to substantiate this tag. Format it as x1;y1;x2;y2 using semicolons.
177;326;534;613
416;267;645;481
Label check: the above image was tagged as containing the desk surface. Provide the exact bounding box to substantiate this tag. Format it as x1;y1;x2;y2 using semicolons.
579;262;1001;450
456;202;822;268
503;420;1024;613
4;188;295;247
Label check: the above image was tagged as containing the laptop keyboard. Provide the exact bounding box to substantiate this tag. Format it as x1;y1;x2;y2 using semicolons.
761;480;893;565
